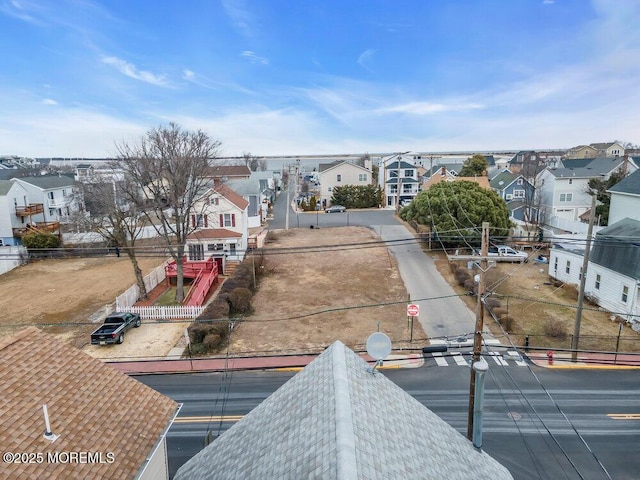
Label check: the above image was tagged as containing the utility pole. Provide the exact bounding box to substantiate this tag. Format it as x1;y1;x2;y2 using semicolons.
468;221;489;440
571;194;597;361
396;154;402;211
285;164;291;230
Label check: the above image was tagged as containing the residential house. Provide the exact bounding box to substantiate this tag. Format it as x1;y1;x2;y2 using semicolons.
0;327;179;480
548;241;586;287
11;175;79;223
585;218;640;324
187;182;249;271
608;168;640;225
564;142;625;159
380;154;421;208
224;171;276;228
203;164;251;182
536;157;636;226
422;164;491;191
317;160;372;208
490;170;538;225
508;151;561;178
174;341;513;480
564;145;599;159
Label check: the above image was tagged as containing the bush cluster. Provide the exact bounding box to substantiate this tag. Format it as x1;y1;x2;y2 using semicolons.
187;253;265;355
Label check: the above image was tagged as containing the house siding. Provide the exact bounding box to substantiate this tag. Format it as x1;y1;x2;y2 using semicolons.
584;265;639;322
548;249;583;286
609;194;640;225
319;162;371;206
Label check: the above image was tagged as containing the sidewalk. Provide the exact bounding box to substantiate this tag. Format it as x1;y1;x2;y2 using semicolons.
527;351;640;369
107;352;424;375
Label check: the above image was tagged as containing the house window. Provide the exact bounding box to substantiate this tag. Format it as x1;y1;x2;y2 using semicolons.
390;185;398;193
402;184;412;194
220;213;236;227
188;244;205;261
208;243;224;251
554;257;558;271
622;286;629;303
565;260;570;274
559;193;573;202
49;208;55;216
337;174;342;182
358;173;367;182
568;179;573;185
513;189;525;199
595;274;601;290
229;243;236;255
210;197;219;205
191;214;208;228
517;178;523;185
404;169;414;177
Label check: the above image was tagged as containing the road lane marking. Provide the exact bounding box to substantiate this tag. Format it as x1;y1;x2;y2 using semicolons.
451;352;468;366
173;415;244;424
607;414;640;420
433;352;448;366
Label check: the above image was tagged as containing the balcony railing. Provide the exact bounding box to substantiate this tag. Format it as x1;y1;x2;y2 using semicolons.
13;221;60;237
15;203;44;216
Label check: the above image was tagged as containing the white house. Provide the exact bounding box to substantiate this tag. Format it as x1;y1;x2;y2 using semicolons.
379;154;421;208
11;175;79;223
607;168;640;225
536;157;636;225
187;182;249;267
317;161;372;208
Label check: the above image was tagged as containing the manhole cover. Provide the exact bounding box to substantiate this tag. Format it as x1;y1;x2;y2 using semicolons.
507;412;522;420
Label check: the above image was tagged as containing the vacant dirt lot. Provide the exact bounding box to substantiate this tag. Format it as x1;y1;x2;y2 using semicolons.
229;226;418;355
0;256;166;349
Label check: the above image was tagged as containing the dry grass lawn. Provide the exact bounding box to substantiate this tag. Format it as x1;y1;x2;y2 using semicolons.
228;226;420;355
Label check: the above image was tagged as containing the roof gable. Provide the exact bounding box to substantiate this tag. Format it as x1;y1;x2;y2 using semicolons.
609;169;640;196
175;341;513;480
319;161;370;174
0;327;178;479
212;182;249;210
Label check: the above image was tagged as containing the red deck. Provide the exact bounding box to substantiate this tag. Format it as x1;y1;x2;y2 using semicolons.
165;257;219;307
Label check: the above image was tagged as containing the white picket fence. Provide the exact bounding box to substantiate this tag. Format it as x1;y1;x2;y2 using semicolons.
128;305;204;320
116;263;168;310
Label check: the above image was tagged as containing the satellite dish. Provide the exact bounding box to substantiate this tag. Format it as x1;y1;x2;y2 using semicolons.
366;332;392;361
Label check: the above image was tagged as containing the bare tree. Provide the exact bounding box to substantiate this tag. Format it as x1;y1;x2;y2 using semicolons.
116;123;221;302
78;176;150;299
243;151;267;171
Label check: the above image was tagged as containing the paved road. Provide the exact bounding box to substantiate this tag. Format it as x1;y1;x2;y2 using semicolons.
138;366;640;480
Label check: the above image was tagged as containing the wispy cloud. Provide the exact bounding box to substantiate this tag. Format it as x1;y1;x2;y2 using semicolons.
183;69;195;80
181;68;256;95
222;0;252;36
241;51;269;65
357;49;375;71
42;98;58;105
542;0;554;5
379;101;484;115
0;0;45;24
101;56;170;87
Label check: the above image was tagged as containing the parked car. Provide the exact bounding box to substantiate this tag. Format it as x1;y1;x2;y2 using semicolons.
325;205;346;213
475;245;528;263
90;312;141;345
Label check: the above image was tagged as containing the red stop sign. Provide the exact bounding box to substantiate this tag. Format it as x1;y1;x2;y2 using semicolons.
407;304;419;316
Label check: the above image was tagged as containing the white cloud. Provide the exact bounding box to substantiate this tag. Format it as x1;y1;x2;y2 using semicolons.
241;51;269;65
101;56;170;87
357;49;375;71
183;69;195;80
42;98;58;105
379;101;484;115
222;0;252;36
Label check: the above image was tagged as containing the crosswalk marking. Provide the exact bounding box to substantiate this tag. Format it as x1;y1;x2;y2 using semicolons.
423;351;527;367
433;352;449;367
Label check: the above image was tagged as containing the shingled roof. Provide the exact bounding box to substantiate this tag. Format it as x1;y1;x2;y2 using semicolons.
174;341;513;480
0;327;178;480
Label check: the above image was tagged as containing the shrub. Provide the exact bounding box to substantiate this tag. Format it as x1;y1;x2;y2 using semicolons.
499;314;514;332
229;287;252;314
492;307;506;318
449;262;459;274
454;269;470;286
22;231;61;249
464;279;476;295
562;283;579;301
544;319;568;339
485;298;501;310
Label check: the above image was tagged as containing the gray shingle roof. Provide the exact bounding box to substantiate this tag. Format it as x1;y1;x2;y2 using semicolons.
0;179;12;195
590;218;640;278
608;169;640;195
15;174;76;189
174;341;513;480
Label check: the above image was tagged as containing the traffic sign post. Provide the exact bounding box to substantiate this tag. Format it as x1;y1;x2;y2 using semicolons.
407;304;419;343
407;304;419;317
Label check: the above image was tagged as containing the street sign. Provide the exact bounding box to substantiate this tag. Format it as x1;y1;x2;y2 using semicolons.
407;304;419;317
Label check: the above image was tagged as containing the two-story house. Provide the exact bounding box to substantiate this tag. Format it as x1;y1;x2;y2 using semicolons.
608;168;640;225
490;170;538;225
186;182;249;273
11;175;79;224
317;161;372;208
380;154;420;208
536;157;637;225
564;142;625;159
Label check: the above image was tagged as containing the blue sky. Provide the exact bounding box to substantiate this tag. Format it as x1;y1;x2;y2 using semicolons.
1;0;639;158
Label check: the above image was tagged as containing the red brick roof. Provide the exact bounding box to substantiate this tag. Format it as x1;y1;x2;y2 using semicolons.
0;327;178;480
213;182;249;210
187;228;243;240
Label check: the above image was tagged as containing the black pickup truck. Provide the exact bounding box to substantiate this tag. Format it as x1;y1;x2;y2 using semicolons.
90;312;141;345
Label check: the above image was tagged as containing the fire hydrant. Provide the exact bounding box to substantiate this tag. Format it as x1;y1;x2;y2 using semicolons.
547;350;554;365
